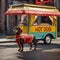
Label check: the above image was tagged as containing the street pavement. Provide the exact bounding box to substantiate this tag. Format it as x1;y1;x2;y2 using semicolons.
0;38;60;60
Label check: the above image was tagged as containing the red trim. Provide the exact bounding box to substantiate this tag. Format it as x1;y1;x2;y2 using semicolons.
25;10;60;16
5;10;60;16
5;10;23;14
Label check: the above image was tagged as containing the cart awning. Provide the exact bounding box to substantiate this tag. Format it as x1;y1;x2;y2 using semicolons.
5;4;60;16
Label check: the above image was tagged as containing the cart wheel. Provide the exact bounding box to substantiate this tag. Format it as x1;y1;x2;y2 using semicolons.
44;35;52;44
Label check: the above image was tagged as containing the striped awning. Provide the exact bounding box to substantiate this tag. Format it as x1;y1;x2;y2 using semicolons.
5;4;60;16
5;10;60;16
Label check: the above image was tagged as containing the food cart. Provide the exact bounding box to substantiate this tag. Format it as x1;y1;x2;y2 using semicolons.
5;4;60;44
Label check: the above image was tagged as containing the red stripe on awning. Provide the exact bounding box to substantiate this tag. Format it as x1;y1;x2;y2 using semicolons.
25;10;60;16
5;10;60;16
5;10;24;15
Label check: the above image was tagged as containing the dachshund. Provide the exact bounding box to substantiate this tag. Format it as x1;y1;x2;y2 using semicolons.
14;27;37;52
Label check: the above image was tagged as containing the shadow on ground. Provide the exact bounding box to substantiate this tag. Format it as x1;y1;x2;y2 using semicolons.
16;43;60;60
0;42;60;60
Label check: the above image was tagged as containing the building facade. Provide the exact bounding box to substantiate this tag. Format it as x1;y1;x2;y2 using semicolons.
0;0;6;35
0;0;60;36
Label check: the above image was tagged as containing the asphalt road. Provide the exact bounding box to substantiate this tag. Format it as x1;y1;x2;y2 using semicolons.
0;40;60;60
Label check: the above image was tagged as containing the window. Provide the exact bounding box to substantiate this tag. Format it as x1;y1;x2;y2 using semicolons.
41;16;52;25
33;16;52;25
17;15;28;26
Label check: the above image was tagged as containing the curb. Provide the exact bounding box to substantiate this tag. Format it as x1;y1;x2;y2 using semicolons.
57;37;60;40
0;41;15;43
0;37;60;43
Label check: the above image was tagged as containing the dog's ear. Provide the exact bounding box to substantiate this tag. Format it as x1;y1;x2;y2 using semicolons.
18;28;22;34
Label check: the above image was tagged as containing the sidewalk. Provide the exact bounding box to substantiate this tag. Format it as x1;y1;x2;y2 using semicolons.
0;38;15;43
0;34;15;43
57;37;60;40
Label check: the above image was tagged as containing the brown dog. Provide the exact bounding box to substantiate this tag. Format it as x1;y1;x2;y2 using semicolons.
14;27;37;52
